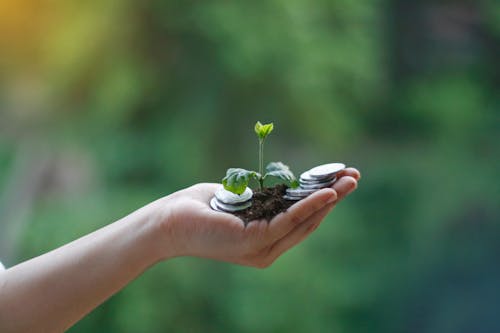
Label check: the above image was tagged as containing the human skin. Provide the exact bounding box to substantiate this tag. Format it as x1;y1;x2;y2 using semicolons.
0;168;360;333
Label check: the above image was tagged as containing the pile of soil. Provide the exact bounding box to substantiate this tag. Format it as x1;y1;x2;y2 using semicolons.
233;184;295;224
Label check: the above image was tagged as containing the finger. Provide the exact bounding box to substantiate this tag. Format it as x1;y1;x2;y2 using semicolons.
337;167;361;181
267;188;337;240
265;175;357;252
331;176;357;201
188;183;222;202
268;202;335;259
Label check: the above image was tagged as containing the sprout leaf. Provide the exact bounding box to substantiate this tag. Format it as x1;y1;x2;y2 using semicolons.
222;168;260;195
254;121;274;141
264;162;299;188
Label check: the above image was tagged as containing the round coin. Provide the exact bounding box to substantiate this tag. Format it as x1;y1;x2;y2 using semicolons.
210;197;224;212
286;188;317;196
213;198;252;212
299;170;317;182
308;163;345;178
283;195;303;201
299;178;337;189
215;186;253;204
299;174;336;184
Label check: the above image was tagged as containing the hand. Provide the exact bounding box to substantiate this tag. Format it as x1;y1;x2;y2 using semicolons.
0;168;359;333
152;168;360;268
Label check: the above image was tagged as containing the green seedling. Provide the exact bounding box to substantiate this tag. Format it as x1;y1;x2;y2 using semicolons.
222;121;299;195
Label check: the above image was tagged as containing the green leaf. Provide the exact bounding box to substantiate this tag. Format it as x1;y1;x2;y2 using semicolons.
222;168;260;194
254;121;274;141
264;162;299;188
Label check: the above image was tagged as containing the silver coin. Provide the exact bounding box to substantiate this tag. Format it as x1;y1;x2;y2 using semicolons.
210;197;224;212
283;195;303;201
299;178;337;189
212;197;252;212
299;170;318;182
215;186;253;204
285;192;308;199
308;163;345;178
286;188;317;196
299;174;336;184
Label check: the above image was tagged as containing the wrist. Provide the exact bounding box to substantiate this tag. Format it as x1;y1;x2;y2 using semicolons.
140;196;181;262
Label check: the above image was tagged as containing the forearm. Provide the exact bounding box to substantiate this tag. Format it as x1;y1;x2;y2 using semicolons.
0;204;167;333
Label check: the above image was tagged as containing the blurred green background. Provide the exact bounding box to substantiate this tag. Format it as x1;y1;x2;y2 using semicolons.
1;0;499;332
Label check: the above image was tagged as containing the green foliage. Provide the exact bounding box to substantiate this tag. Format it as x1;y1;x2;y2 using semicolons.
1;1;498;332
222;121;297;193
254;121;274;141
222;161;298;194
255;121;273;187
222;168;259;195
264;162;299;188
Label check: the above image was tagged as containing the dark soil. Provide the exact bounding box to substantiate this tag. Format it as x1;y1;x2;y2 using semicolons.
233;184;295;224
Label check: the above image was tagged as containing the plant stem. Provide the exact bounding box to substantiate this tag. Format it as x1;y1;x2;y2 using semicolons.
259;139;264;189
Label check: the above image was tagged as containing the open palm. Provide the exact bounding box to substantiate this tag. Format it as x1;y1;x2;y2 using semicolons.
154;168;360;267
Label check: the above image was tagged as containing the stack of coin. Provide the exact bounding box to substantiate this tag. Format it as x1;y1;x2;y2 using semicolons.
210;186;253;212
284;163;345;201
